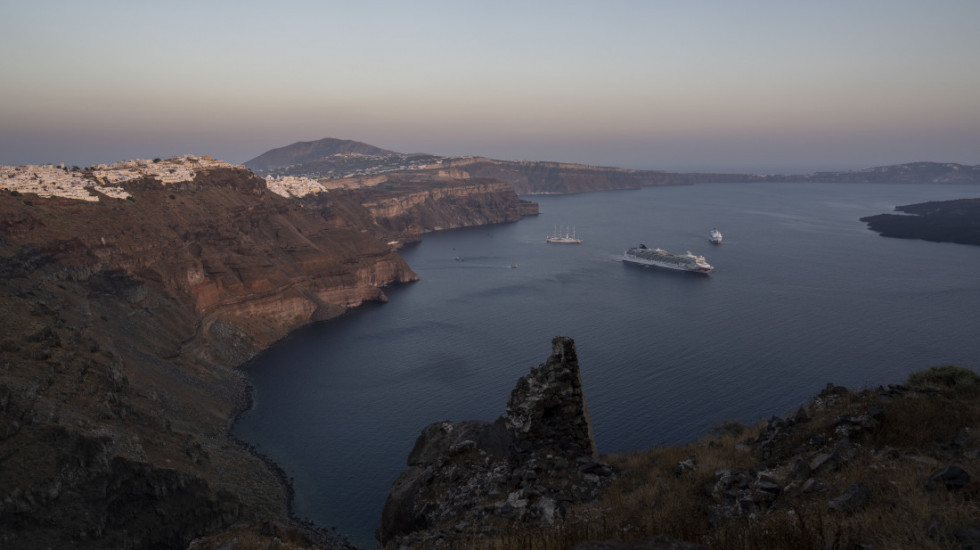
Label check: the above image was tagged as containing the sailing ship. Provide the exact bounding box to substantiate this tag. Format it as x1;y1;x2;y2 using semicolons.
546;225;581;244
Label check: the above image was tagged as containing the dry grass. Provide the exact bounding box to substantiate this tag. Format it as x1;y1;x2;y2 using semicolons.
908;365;980;397
187;521;336;550
455;376;979;550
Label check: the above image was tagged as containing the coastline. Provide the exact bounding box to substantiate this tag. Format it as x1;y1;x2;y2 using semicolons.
227;359;362;549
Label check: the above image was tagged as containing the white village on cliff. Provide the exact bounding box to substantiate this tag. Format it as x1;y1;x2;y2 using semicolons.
0;155;331;202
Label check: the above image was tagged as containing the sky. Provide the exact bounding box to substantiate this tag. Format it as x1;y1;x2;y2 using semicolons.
1;1;978;173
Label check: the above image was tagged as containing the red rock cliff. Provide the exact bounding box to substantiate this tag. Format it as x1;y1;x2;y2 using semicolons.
2;168;418;349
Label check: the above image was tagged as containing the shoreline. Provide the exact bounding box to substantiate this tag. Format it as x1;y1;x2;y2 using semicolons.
227;372;361;549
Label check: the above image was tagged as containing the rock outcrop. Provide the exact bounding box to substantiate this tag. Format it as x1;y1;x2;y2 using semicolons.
378;337;613;548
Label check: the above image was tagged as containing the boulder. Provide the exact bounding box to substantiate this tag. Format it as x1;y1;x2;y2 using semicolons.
926;465;971;491
828;482;869;514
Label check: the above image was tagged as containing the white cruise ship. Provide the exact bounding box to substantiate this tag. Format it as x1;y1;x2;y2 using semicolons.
709;228;723;244
623;244;713;273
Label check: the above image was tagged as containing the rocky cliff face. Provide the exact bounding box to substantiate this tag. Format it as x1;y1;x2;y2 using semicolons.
354;177;539;236
439;158;765;195
0;236;284;549
0;167;425;549
2;169;420;350
379;337;613;548
295;176;538;246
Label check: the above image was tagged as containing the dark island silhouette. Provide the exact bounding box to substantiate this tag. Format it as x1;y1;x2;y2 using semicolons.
861;198;980;246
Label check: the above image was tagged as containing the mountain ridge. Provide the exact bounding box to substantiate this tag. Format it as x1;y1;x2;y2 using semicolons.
244;138;980;193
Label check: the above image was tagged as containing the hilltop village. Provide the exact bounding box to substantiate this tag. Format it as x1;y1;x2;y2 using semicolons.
0;155;313;201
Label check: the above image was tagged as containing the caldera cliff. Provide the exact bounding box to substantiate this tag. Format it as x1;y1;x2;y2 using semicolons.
0;161;537;549
438;158;766;195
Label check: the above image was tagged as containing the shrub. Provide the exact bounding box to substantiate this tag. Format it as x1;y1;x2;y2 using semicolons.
711;419;746;438
907;365;980;395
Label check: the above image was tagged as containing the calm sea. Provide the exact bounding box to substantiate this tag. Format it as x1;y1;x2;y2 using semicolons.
233;182;980;547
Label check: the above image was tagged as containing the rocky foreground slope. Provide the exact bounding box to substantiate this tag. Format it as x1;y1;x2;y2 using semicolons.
380;339;979;550
0;163;537;549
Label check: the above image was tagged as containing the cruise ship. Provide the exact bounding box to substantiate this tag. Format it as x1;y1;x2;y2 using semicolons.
623;244;713;273
709;228;723;244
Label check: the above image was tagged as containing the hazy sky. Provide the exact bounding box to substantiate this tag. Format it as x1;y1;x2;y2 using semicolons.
2;1;978;172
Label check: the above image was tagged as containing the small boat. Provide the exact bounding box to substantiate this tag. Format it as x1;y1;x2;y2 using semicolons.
708;228;723;244
546;225;582;244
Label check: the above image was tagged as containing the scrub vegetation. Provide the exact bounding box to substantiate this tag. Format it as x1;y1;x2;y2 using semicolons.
459;367;979;550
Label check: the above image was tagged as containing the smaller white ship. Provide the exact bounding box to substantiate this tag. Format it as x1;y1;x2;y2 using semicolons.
546;225;581;244
708;228;723;244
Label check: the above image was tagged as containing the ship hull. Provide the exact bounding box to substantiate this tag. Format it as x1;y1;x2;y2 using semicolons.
622;249;713;273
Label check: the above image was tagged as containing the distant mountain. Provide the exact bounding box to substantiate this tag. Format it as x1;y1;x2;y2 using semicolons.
244;138;409;174
807;162;980;184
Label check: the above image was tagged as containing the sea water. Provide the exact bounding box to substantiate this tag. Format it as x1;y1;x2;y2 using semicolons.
233;182;980;547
